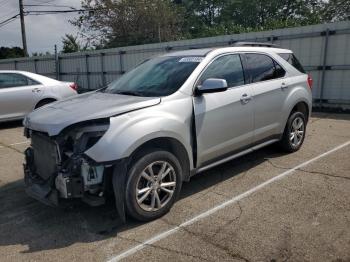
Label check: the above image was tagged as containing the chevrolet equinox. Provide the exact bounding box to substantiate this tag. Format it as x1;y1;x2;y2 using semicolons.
23;43;313;221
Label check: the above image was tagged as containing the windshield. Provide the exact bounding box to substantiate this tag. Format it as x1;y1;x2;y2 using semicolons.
102;56;202;97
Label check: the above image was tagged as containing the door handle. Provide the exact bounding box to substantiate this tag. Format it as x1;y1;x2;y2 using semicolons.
240;93;252;104
32;88;41;93
281;82;288;90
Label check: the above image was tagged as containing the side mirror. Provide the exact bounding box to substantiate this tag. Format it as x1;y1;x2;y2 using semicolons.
196;78;228;95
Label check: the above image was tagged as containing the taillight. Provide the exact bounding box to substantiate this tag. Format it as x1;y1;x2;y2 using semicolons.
69;83;78;91
307;74;313;89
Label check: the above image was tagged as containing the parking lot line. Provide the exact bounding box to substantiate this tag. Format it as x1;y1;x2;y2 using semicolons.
107;140;350;262
0;141;29;149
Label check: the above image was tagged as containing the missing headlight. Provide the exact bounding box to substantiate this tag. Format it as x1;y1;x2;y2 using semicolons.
60;122;110;157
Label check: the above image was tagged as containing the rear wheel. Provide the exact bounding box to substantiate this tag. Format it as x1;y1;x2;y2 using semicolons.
125;150;182;221
279;111;306;152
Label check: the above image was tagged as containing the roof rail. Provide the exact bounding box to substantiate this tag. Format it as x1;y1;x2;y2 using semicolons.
230;41;279;48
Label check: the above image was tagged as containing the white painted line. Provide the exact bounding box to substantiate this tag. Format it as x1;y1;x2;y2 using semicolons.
107;140;350;262
0;141;29;149
9;141;29;146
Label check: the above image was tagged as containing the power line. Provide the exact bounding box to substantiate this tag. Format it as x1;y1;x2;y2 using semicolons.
29;0;55;4
0;9;90;28
23;4;78;9
0;14;20;26
0;9;91;29
0;14;20;28
0;10;18;20
26;9;89;14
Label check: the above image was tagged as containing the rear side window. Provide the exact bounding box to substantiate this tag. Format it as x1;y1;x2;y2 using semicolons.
0;73;40;88
28;77;40;85
279;53;306;73
199;54;245;88
274;62;286;78
245;54;286;83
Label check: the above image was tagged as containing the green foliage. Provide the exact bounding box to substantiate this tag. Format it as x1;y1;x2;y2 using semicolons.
32;51;52;57
62;34;87;53
0;47;24;59
320;0;350;22
71;0;184;48
71;0;350;49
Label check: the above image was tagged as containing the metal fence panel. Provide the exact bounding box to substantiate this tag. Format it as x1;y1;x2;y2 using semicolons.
35;59;55;77
0;21;349;108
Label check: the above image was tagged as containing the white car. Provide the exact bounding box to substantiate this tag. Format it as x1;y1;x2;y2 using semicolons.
0;70;78;122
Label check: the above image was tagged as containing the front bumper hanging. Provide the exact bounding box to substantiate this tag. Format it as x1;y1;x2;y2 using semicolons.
24;148;59;206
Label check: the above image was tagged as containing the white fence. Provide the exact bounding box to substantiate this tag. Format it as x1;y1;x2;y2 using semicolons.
1;21;350;108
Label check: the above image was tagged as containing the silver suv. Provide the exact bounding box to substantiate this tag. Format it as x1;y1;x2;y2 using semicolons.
23;43;312;221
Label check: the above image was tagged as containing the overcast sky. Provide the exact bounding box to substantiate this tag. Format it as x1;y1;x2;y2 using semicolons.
0;0;82;54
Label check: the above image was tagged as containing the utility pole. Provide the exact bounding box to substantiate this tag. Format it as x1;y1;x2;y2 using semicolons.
19;0;28;56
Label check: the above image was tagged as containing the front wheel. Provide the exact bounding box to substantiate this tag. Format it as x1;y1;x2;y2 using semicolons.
279;111;306;152
125;150;182;221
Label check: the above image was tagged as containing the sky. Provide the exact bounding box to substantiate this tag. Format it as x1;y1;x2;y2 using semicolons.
0;0;82;54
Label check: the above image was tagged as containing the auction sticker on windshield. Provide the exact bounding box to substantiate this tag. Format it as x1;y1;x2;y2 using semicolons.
179;57;204;63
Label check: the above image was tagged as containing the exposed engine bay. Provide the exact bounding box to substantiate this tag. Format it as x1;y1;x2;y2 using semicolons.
23;119;113;207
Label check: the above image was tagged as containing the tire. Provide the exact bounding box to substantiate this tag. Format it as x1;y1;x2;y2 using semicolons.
125;150;182;221
35;99;55;109
279;111;306;153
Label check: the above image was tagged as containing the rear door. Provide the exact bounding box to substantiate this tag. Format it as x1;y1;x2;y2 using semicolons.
244;53;288;143
194;53;254;167
0;73;43;120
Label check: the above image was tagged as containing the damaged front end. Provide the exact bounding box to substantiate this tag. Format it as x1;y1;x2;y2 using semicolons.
24;119;113;207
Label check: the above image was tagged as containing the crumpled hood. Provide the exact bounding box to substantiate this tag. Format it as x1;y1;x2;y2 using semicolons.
24;92;161;136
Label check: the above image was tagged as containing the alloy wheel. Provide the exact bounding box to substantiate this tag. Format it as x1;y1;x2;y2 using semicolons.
290;116;305;147
136;161;177;212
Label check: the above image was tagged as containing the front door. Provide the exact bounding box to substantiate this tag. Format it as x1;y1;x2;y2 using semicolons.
193;54;254;167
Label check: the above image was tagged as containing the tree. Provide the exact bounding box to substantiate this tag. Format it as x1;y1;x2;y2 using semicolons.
71;0;184;48
0;47;24;60
72;0;350;48
320;0;350;22
32;51;51;57
62;34;85;53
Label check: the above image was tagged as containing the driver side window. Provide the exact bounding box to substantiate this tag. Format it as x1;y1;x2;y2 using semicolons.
199;54;245;88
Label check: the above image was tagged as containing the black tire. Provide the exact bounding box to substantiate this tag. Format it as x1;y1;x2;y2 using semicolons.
279;111;306;152
125;150;182;221
35;99;55;109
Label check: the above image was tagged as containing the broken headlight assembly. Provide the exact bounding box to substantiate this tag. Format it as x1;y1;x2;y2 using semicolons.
55;120;111;203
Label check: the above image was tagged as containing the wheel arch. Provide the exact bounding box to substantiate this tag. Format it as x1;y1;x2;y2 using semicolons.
290;101;310;123
128;137;192;182
34;97;57;109
279;84;312;134
109;135;192;223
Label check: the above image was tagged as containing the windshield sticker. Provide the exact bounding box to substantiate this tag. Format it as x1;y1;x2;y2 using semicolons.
179;57;204;63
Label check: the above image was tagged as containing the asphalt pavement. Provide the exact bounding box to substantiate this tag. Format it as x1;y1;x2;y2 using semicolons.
0;112;349;262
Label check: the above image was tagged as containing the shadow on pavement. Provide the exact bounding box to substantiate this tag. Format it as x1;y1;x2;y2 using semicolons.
0;145;285;253
311;112;350;121
0;120;23;130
